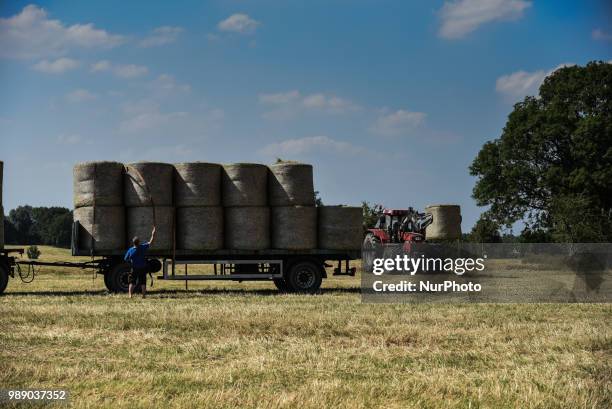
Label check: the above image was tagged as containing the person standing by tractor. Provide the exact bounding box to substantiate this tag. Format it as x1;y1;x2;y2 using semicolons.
124;227;156;298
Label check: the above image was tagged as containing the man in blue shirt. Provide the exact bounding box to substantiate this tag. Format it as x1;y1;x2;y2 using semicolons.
124;227;156;298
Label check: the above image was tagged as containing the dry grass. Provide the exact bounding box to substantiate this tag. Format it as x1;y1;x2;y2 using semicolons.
0;246;610;408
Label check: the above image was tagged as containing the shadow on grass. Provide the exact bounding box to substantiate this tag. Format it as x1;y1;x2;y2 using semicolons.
2;287;362;297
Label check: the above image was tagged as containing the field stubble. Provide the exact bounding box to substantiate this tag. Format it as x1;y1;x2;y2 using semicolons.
0;246;609;408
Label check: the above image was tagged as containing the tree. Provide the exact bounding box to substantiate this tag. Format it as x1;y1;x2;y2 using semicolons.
6;206;73;248
9;206;36;244
469;213;502;243
470;61;612;242
362;201;382;232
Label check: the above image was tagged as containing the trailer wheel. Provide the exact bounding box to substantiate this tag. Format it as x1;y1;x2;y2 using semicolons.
103;272;113;292
286;261;322;294
107;263;131;293
273;278;289;292
0;264;9;295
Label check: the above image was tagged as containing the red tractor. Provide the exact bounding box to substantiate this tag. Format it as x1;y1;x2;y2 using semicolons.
364;207;433;245
362;207;433;271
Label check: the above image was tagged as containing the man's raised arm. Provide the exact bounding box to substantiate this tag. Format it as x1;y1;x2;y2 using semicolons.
148;226;156;245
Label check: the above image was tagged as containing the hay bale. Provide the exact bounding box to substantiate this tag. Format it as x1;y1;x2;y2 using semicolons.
425;204;462;240
176;207;223;250
74;206;125;253
124;162;173;207
222;163;268;206
271;206;317;250
126;206;174;253
225;207;270;250
318;206;363;250
73;161;124;208
174;162;222;207
269;163;315;206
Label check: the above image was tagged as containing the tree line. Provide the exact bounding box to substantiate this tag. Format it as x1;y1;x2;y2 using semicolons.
3;206;72;248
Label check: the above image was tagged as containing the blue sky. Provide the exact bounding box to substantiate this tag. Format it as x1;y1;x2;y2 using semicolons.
1;0;611;232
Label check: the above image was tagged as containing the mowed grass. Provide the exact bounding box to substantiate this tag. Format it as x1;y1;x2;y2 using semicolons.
0;246;610;408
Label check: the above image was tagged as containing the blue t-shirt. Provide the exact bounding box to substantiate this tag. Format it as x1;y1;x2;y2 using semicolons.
124;243;150;268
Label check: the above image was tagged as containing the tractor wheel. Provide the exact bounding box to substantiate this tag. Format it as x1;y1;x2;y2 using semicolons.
286;261;323;294
0;263;9;295
273;278;289;292
362;233;381;273
107;262;132;293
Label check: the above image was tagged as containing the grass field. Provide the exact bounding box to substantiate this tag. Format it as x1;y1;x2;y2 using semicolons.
0;246;610;408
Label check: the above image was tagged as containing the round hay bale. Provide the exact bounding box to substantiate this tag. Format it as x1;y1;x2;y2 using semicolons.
222;163;268;206
74;206;125;253
174;162;222;207
318;206;363;250
225;207;270;250
425;204;462;240
126;206;174;252
124;162;173;207
268;163;315;206
73;161;124;208
176;207;223;251
271;206;317;250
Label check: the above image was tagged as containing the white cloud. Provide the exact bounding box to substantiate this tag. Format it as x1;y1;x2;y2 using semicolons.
259;90;301;104
302;94;360;113
119;110;188;133
90;60;111;72
592;28;612;42
32;57;79;74
90;60;148;78
114;64;149;78
57;134;83;144
259;135;365;157
139;26;184;47
495;63;575;100
218;14;260;34
149;74;191;94
438;0;531;39
0;5;124;59
370;109;426;136
66;89;97;103
259;90;360;119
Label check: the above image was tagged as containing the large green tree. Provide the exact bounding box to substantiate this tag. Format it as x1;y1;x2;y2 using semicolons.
470;61;612;242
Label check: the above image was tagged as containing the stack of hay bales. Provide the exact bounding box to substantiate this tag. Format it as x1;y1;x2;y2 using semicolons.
269;163;317;250
318;206;363;250
0;161;3;250
73;162;125;253
222;163;270;250
425;204;462;240
124;162;174;253
175;163;223;251
71;160;365;254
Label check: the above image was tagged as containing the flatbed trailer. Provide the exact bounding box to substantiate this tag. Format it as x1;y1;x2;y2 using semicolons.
0;222;360;294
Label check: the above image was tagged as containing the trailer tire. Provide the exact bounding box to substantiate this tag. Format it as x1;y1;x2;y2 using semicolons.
103;272;113;292
273;278;289;292
286;261;322;294
107;263;131;293
0;263;8;295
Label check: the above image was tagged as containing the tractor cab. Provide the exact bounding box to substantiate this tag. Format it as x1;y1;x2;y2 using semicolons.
366;207;433;245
